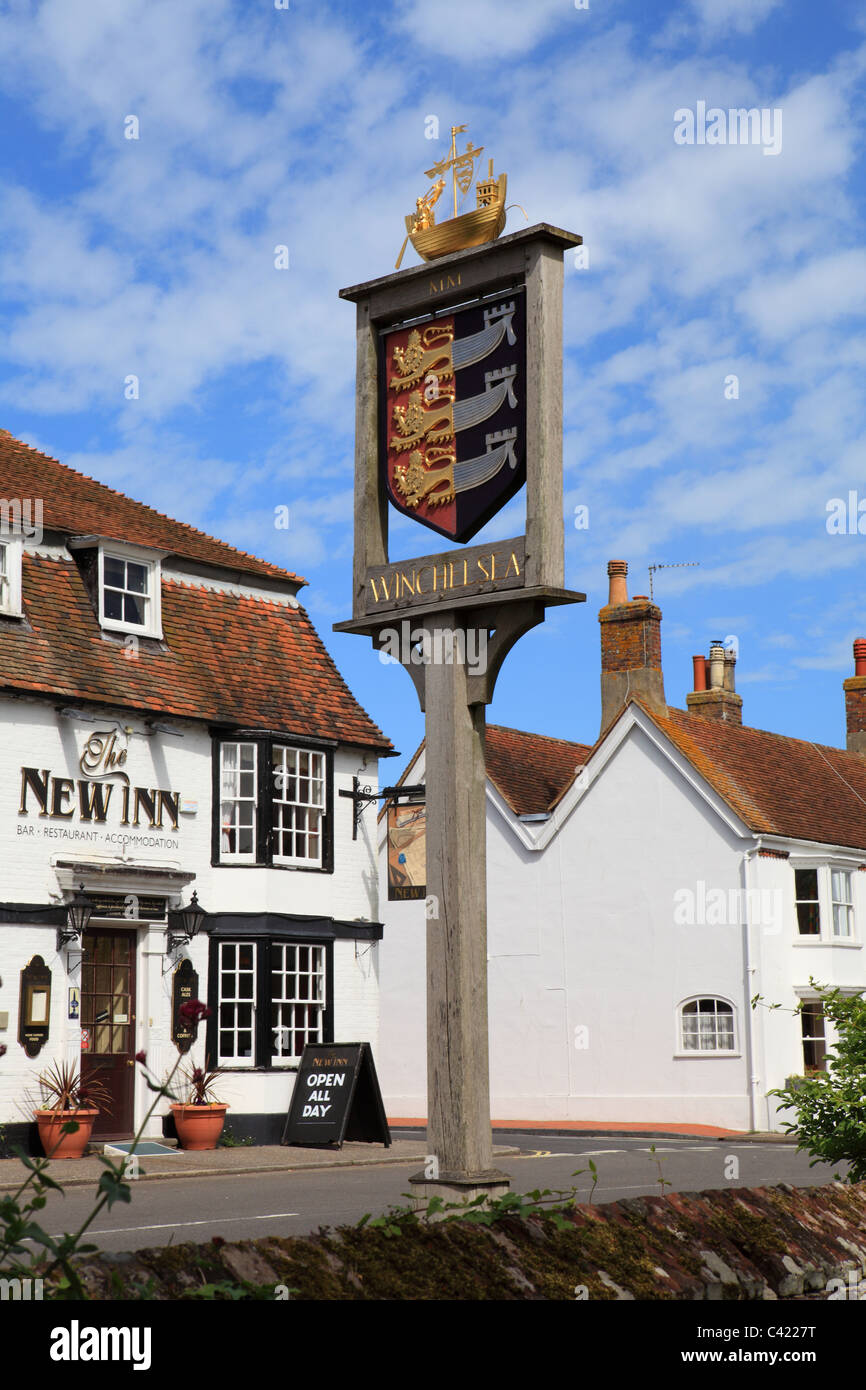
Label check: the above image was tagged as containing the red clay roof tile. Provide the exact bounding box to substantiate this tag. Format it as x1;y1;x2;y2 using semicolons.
3;553;391;750
0;431;302;585
485;724;591;815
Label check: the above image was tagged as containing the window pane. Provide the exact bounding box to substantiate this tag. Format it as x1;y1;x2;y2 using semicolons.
681;998;734;1051
795;868;818;899
104;556;125;587
126;561;148;593
123;592;146;624
104;590;123;620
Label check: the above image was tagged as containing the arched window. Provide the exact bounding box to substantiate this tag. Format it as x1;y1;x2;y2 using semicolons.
679;997;736;1053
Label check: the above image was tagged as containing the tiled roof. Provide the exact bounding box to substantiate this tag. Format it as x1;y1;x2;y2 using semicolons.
0;431;302;585
486;724;591;815
486;701;866;850
2;554;391;749
651;705;866;852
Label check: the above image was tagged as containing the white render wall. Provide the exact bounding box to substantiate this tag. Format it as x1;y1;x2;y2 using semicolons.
0;694;381;1135
378;712;866;1132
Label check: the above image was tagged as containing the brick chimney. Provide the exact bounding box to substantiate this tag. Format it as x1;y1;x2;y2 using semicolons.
599;560;666;734
842;639;866;753
686;640;743;724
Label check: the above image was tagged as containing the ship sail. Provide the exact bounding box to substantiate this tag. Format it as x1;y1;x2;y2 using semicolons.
453;430;518;492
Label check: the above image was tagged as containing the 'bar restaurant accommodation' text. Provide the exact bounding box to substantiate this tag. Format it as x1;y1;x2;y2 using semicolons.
0;432;391;1149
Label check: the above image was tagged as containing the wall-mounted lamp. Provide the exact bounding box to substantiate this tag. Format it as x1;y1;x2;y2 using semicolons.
166;891;206;955
58;882;93;950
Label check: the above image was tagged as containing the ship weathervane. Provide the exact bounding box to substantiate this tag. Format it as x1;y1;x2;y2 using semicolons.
395;125;513;269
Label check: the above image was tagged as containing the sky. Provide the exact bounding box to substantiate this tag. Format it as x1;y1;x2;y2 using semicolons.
0;0;865;770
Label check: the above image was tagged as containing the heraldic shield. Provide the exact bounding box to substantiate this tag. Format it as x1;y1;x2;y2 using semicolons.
380;292;527;543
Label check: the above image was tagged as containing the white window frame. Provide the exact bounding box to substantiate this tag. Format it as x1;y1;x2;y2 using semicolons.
791;861;860;945
830;868;855;939
216;940;257;1067
97;543;162;638
270;942;326;1063
271;745;326;867
799;998;827;1074
220;742;258;862
676;996;738;1056
793;865;821;937
0;537;23;617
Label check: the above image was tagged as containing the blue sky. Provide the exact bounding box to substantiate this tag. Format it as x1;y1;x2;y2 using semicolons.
1;0;865;769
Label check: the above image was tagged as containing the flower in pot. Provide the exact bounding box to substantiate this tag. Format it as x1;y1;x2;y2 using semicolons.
167;1000;229;1151
33;1060;112;1160
170;1062;229;1151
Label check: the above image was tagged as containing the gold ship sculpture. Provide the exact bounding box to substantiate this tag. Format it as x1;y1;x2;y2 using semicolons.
395;124;515;270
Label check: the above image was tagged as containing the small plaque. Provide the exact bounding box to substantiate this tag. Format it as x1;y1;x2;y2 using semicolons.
172;958;200;1054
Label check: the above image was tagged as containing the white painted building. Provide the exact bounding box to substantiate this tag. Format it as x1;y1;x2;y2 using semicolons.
378;561;866;1132
0;432;391;1152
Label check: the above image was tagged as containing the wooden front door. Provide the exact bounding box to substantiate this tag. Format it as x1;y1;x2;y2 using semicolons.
81;928;136;1138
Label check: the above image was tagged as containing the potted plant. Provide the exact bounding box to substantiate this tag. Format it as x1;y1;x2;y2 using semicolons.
33;1060;112;1159
169;1061;229;1151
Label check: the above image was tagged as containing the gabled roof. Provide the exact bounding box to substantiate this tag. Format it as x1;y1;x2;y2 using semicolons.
483;700;866;853
650;705;866;852
2;554;391;749
379;724;590;819
486;724;591;815
0;431;302;586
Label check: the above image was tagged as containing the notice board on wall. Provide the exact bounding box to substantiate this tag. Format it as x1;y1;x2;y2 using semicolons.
280;1042;391;1149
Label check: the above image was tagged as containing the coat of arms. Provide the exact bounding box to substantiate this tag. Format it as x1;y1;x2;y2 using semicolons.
381;293;527;543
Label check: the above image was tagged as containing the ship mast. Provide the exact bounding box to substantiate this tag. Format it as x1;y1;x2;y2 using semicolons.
450;124;462;218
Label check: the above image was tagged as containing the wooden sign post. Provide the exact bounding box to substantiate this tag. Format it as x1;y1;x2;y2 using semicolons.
337;224;584;1202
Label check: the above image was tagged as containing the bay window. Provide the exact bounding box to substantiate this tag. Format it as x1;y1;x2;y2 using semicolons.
210;937;330;1068
213;736;332;870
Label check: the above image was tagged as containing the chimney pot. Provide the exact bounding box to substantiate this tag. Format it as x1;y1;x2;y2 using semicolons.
607;559;628;606
854;639;866;676
687;643;743;724
723;649;736;693
708;642;726;690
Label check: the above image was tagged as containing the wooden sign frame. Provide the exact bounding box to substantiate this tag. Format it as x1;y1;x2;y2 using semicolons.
335;223;586;643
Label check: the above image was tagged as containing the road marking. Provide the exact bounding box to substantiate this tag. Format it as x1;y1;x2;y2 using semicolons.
523;1148;626;1159
38;1212;301;1239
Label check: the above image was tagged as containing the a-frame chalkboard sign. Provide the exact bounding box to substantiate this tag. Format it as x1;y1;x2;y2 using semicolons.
281;1042;391;1148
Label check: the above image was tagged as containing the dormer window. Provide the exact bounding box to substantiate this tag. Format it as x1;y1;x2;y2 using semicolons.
97;545;162;638
0;537;23;617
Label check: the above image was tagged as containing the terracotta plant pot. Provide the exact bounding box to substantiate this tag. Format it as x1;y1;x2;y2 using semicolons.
34;1108;99;1159
170;1103;229;1151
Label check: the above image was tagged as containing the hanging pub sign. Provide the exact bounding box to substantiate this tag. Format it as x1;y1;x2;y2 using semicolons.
171;958;200;1054
382;292;526;544
281;1043;391;1149
387;801;426;900
18;955;52;1058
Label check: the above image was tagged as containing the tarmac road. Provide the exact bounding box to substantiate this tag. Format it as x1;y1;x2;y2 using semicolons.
13;1130;846;1255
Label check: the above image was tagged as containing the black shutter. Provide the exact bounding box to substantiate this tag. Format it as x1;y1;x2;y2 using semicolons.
205;938;219;1067
256;940;271;1066
323;944;334;1043
257;741;270;865
322;751;334;874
